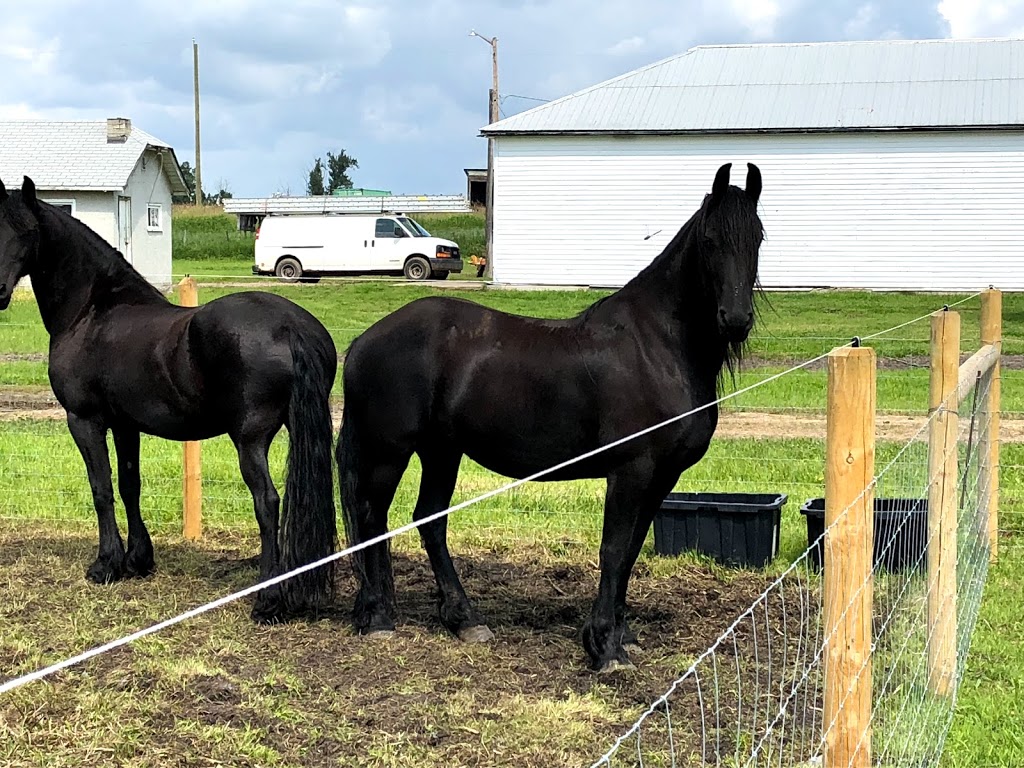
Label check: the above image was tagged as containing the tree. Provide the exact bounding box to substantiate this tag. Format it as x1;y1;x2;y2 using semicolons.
307;158;326;196
202;180;233;205
174;161;196;204
326;149;358;192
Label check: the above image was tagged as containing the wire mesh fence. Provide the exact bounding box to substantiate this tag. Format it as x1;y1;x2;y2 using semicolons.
590;339;996;768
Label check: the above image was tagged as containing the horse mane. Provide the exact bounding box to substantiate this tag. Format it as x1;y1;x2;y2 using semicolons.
599;184;765;393
30;195;167;305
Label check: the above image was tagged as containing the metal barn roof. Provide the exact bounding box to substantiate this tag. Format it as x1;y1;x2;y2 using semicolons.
482;38;1024;136
0;119;188;195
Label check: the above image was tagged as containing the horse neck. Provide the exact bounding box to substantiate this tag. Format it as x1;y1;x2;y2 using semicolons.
607;218;729;380
29;206;166;334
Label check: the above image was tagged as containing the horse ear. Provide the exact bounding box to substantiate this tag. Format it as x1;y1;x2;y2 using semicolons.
710;163;732;206
21;176;38;211
745;163;762;206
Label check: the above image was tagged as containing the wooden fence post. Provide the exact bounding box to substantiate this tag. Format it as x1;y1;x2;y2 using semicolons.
178;276;202;541
928;309;959;697
980;289;1002;563
824;346;876;768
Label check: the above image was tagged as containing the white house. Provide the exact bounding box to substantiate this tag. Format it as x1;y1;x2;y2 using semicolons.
0;117;188;290
481;38;1024;292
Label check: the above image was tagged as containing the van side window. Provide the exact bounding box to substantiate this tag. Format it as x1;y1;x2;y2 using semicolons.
376;218;401;238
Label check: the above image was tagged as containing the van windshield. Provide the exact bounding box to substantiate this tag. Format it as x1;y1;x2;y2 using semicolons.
398;217;430;237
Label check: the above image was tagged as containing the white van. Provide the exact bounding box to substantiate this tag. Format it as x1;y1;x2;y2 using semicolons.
252;213;464;281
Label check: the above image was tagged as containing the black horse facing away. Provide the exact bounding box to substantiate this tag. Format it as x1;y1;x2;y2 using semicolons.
0;177;337;622
335;162;765;671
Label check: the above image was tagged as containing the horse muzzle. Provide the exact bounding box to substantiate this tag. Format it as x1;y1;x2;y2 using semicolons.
0;283;11;311
718;308;754;343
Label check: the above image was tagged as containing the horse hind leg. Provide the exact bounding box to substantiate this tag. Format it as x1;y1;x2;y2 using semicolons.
338;424;410;636
234;432;286;624
414;450;492;644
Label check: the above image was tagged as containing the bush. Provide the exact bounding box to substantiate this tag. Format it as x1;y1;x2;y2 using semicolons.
173;206;254;261
416;212;485;259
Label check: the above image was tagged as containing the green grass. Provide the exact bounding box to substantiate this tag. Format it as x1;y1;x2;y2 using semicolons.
6;280;1020;408
732;366;1024;415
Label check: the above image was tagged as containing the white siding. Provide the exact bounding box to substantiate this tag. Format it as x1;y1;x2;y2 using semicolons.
38;190;117;245
491;131;1024;291
17;191;117;293
123;148;173;290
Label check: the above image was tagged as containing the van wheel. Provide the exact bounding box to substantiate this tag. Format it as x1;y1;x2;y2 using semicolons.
404;256;430;281
275;257;302;282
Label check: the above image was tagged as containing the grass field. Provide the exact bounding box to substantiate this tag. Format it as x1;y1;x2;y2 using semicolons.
0;210;1020;766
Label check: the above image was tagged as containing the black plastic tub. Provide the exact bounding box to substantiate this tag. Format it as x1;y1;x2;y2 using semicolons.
799;497;928;573
653;492;788;568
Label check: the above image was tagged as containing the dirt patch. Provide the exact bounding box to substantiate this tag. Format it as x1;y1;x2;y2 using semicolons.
0;528;818;767
5;391;1023;445
743;352;1024;371
717;410;1024;443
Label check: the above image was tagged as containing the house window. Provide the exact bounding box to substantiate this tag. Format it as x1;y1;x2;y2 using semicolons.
147;204;162;232
48;199;76;217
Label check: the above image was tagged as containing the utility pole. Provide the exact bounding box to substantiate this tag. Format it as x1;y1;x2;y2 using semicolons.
470;30;498;280
193;38;203;206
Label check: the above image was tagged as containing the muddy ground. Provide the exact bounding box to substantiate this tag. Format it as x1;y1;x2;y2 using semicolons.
0;528;818;767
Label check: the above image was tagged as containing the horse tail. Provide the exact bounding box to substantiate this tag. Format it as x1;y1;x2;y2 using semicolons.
279;330;338;615
335;379;395;604
336;401;367;578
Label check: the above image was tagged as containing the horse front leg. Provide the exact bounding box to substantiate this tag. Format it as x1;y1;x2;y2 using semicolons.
583;461;678;672
112;427;154;577
67;412;125;584
415;450;492;643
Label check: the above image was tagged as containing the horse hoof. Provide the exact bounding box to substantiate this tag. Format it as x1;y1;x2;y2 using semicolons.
251;596;288;625
595;658;636;674
251;607;285;625
458;625;495;644
125;554;155;579
362;628;396;639
86;558;125;585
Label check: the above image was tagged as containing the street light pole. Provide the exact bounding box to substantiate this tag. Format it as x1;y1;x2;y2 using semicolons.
470;30;499;280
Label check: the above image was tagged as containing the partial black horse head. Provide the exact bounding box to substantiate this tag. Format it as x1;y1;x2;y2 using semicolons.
699;162;763;345
0;176;42;310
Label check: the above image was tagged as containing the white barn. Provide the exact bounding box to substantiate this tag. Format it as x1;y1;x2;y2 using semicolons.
0;118;188;290
482;38;1024;291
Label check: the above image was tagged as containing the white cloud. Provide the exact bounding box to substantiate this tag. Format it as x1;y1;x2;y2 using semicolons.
938;0;1024;37
727;0;784;39
607;36;647;56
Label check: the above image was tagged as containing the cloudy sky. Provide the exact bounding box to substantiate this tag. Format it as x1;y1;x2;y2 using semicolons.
2;0;1022;198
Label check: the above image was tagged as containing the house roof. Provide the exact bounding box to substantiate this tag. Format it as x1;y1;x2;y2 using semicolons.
0;119;188;195
482;37;1024;136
